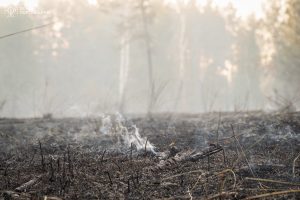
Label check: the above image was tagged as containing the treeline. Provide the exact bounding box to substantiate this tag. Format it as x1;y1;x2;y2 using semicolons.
0;0;299;117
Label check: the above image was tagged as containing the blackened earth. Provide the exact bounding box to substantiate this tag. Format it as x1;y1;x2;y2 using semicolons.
0;111;299;199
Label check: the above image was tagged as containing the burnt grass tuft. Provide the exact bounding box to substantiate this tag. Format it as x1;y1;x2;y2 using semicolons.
0;111;300;199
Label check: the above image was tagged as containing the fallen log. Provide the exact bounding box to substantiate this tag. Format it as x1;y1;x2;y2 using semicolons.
152;150;193;171
151;144;224;171
188;143;223;162
1;191;62;200
15;174;44;192
43;196;63;200
2;191;31;200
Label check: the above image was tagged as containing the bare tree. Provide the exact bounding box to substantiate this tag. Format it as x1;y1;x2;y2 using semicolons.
173;1;187;113
139;0;155;116
118;2;132;113
0;100;6;113
264;0;300;109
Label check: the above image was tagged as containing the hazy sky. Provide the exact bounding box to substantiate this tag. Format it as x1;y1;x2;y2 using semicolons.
0;0;266;18
166;0;266;18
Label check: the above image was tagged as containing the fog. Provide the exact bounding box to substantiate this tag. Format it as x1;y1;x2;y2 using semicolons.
0;0;299;118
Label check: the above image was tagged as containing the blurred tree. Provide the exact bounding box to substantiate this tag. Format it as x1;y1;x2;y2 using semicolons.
0;4;38;117
184;1;234;112
148;3;177;112
171;0;188;113
0;100;6;114
110;1;133;113
36;0;121;115
232;17;264;111
264;0;300;109
139;0;155;116
116;0;162;115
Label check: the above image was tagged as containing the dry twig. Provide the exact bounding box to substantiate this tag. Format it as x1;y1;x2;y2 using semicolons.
242;189;300;200
245;177;300;186
205;192;238;200
292;152;300;178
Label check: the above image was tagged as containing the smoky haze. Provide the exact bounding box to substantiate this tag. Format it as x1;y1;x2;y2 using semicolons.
0;0;299;118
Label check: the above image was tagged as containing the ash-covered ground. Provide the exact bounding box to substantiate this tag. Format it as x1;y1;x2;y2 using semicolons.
0;112;300;199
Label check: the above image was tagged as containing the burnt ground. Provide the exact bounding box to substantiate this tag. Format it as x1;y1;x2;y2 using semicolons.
0;111;300;199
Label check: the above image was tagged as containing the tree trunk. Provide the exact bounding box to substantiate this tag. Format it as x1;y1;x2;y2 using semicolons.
140;0;155;116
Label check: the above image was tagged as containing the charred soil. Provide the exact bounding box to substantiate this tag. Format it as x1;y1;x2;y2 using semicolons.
0;112;300;199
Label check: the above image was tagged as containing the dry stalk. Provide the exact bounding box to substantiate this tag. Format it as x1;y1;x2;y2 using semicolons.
187;187;193;200
144;138;148;156
292;152;300;178
190;172;207;193
242;189;300;200
162;169;205;181
38;140;45;171
238;188;288;191
216;112;221;145
188;168;236;195
0;22;55;40
105;171;113;185
205;192;238;200
112;161;121;172
230;124;264;188
67;145;73;175
245;177;300;186
101;149;107;162
130;143;133;161
231;135;265;169
219;169;237;190
127;178;131;193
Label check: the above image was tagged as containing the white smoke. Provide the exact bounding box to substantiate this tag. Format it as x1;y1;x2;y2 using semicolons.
99;113;156;153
